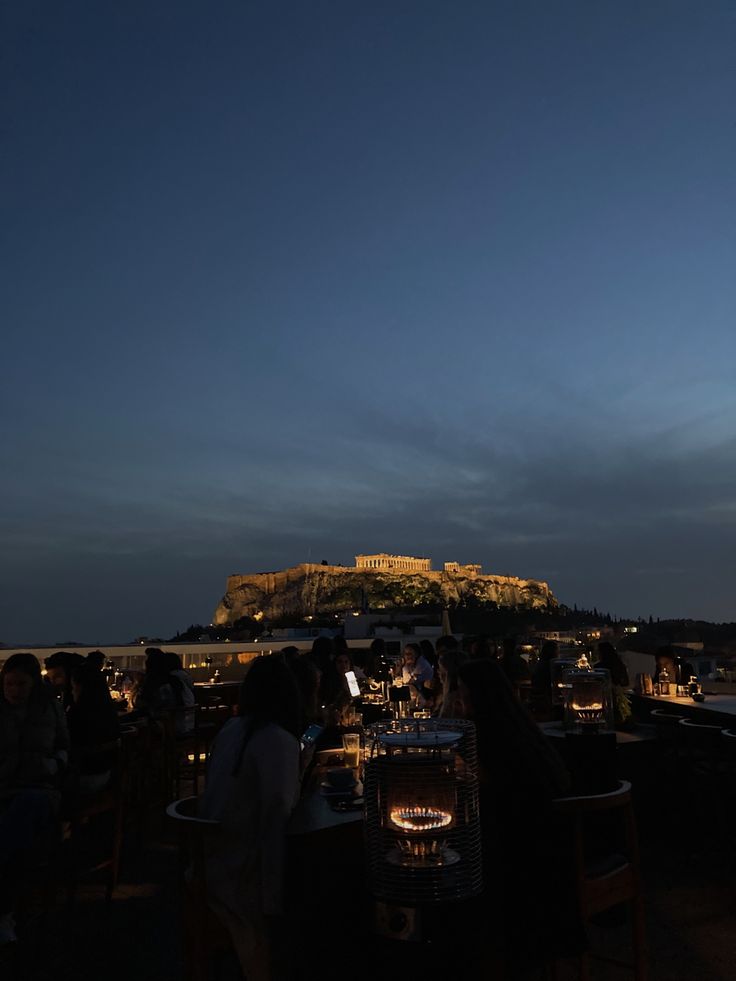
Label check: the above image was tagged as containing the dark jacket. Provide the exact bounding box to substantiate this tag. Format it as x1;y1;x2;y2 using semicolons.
0;696;69;801
67;697;121;775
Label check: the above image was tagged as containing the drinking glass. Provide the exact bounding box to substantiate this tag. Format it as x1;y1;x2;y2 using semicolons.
342;733;361;768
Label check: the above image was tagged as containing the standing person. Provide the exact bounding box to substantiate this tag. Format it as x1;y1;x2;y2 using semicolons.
308;636;341;706
470;635;494;660
530;641;559;720
419;639;438;669
365;638;390;679
596;642;633;725
85;650;106;672
0;653;69;945
596;642;629;688
456;658;580;974
199;657;302;981
499;636;531;686
435;634;459;655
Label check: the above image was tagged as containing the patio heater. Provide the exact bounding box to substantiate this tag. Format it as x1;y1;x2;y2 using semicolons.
562;656;616;793
364;719;482;941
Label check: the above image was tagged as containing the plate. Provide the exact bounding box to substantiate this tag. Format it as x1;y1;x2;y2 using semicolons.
320;780;358;797
380;730;460;748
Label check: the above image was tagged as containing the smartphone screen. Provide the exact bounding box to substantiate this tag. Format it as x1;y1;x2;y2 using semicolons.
345;670;361;698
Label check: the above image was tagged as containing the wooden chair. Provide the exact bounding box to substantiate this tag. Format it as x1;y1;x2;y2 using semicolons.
65;738;125;903
171;704;231;798
166;796;230;981
676;720;732;845
553;780;647;981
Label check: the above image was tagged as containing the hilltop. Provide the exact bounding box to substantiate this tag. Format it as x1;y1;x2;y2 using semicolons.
212;562;557;625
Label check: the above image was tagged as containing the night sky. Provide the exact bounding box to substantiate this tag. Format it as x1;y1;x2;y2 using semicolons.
2;2;734;644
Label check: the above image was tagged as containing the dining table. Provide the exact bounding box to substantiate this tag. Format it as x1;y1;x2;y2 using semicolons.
539;721;658;745
539;720;659;793
193;679;242;707
284;745;366;977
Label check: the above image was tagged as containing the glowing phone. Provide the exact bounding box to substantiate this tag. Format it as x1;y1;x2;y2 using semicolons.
345;670;361;698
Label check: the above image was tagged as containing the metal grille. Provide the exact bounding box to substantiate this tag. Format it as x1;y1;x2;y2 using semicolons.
364;719;482;905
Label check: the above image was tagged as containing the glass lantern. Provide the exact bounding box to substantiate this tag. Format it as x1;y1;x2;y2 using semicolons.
562;657;614;732
388;684;412;720
550;658;580;706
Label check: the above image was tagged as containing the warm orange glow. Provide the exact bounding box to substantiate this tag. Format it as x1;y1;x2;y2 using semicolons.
390;806;452;832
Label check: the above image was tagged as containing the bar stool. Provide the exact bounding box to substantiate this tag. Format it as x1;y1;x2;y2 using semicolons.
167;796;230;981
553;780;647;981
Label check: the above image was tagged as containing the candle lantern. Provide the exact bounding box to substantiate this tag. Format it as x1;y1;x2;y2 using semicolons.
364;719;482;930
388;684;412;720
562;658;614;732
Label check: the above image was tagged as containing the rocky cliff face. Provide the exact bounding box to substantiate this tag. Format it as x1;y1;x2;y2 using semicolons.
212;563;557;624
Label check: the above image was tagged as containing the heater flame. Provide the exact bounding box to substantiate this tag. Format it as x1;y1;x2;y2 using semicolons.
571;704;604;722
389;806;453;832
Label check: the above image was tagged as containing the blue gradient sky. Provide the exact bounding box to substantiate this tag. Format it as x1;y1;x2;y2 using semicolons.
2;1;735;643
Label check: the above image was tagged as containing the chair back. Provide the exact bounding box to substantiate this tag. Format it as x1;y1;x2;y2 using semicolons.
721;729;736;747
650;709;684;725
555;781;639;901
650;710;685;745
678;718;724;754
197;703;232;730
166;796;220;886
166;797;228;979
554;780;647;979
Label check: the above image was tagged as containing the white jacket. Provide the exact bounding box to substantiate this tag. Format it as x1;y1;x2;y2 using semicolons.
199;717;301;978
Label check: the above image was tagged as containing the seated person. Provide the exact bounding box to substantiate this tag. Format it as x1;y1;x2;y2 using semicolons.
334;650;365;685
44;650;86;710
85;650;107;672
67;664;121;792
596;642;630;688
398;643;435;709
199;656;302;981
133;648;195;735
0;653;69;945
436;648;466;717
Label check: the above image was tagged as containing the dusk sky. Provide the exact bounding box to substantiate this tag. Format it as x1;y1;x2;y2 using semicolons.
2;2;735;644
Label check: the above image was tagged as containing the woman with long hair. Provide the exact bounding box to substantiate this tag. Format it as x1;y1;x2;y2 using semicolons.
67;663;121;792
0;653;69;944
456;658;581;974
199;655;302;981
436;648;466;718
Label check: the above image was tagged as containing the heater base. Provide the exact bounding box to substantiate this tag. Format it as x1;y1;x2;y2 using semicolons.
373;901;423;942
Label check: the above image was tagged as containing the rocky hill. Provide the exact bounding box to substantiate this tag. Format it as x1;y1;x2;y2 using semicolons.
212;563;557;625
